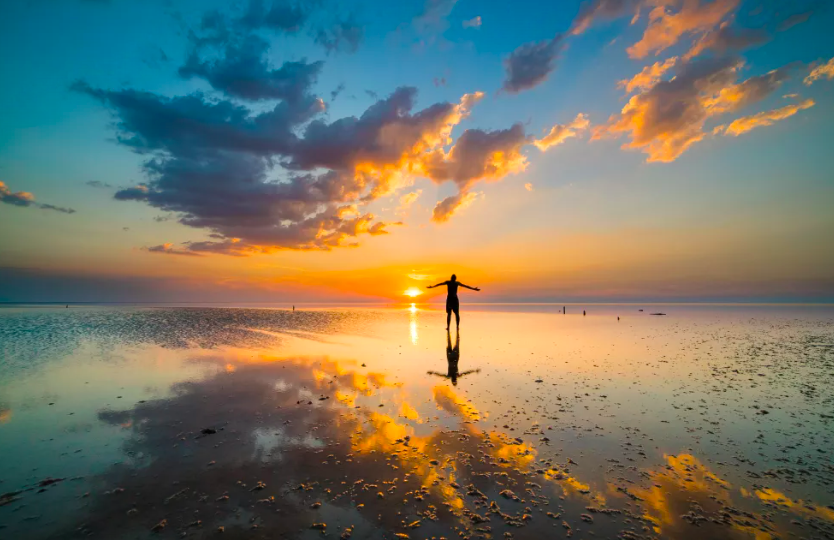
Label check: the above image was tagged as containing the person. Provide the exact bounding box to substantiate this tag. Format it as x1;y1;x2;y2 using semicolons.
427;274;480;330
427;329;480;386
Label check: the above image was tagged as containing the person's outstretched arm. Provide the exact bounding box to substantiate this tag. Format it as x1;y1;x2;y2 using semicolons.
459;283;481;291
426;281;448;289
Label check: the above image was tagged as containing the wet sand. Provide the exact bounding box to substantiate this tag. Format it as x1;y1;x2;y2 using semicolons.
0;305;832;539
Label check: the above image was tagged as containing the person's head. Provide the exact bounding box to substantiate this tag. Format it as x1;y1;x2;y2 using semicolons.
451;274;457;282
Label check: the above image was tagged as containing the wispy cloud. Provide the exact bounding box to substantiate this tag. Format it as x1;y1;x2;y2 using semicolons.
628;0;739;59
533;113;591;151
145;243;205;256
462;16;481;29
715;98;815;137
804;56;834;85
85;180;113;189
619;57;678;93
1;181;76;214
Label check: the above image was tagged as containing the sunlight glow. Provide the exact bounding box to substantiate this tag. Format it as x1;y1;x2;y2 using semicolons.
404;287;423;297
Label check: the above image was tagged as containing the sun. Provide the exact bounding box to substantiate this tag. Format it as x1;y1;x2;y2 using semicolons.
404;287;423;298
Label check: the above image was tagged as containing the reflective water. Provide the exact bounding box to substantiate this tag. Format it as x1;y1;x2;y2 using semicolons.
1;305;832;539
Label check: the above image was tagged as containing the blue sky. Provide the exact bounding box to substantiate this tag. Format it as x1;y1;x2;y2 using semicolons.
1;0;832;302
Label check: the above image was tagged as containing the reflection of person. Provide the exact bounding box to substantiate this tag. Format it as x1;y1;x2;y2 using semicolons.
426;274;480;330
427;329;480;386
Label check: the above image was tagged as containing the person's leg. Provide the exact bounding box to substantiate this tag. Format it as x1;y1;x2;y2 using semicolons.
454;306;460;327
446;309;451;330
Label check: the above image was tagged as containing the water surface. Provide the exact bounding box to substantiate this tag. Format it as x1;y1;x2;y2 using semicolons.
1;305;832;539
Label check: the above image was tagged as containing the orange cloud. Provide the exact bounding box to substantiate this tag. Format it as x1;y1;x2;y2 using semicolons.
628;0;739;59
618;57;678;93
431;191;482;223
533;113;590;150
594;58;795;162
715;98;815;136
804;56;834;85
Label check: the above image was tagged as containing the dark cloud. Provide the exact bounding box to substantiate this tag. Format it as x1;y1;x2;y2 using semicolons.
140;46;170;69
146;243;204;256
37;203;77;214
777;7;815;31
684;20;769;60
237;0;363;54
314;16;364;53
179;35;323;102
1;181;76;214
239;0;309;32
72;80;319;157
85;180;113;188
502;35;563;93
288;87;458;171
330;83;345;101
75;80;482;252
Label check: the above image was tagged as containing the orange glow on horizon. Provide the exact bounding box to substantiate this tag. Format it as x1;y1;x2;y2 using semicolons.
404;287;423;297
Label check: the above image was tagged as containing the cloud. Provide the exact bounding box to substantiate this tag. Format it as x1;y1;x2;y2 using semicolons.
570;0;637;35
78;75;500;252
330;83;345;101
421;112;588;222
86;180;113;188
37;204;77;214
502;35;563;93
314;17;364;53
288;89;484;180
397;190;422;214
778;8;814;31
239;0;309;32
462;16;481;29
413;0;458;36
72;80;319;157
533;113;591;150
0;180;76;214
420;124;527;222
146;243;204;256
620;57;678;93
594;57;795;162
420;124;529;190
179;34;323;102
524;182;533;191
804;56;834;85
715;98;815;136
431;191;481;223
0;181;35;207
628;0;739;59
683;20;768;61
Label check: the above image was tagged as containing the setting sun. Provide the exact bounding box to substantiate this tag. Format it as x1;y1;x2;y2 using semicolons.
404;287;423;298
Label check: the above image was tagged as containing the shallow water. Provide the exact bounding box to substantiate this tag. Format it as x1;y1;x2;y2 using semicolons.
1;305;833;539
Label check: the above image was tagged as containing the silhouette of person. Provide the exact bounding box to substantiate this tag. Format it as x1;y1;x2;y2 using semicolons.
427;329;480;386
427;274;480;330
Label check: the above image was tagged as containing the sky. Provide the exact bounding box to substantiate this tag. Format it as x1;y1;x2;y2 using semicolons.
1;0;833;303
